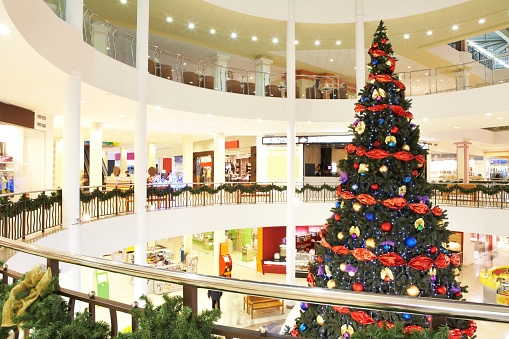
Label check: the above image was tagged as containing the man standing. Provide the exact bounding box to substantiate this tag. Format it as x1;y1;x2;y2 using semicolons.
207;290;223;310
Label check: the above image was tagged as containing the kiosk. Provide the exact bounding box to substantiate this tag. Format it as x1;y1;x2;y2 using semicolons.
219;242;232;277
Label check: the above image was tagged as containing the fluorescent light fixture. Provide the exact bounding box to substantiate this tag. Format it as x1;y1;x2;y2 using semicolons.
210;29;216;34
467;40;509;68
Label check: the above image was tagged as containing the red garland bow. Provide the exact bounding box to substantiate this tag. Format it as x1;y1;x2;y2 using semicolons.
357;194;377;205
389;105;406;117
393;79;405;89
355;105;367;112
320;239;331;248
375;75;393;83
449;329;462;339
377;320;395;329
351;248;377;261
332;306;350;314
368;104;389;112
406;111;414;120
378;252;407;266
350;311;375;324
392;151;415;161
336;185;342;197
331;246;349;255
415;155;427;165
319;230;325;239
388;56;396;73
341;191;355;200
403;325;423;334
408;203;430;215
345;144;357;153
307;272;315;287
356;146;366;156
408;255;434;271
371;49;388;57
450;253;461;266
382;197;408;210
435;253;451;269
366;149;391;159
431;206;443;216
461;327;476;337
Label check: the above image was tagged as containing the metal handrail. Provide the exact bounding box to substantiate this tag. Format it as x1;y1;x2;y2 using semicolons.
1;236;508;323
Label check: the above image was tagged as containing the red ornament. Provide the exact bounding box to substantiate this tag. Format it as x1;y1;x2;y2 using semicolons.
384;275;391;282
429;246;438;254
391;126;399;134
413;170;418;176
353;163;359;169
455;292;462;297
381;38;387;44
291;329;298;337
374;140;381;147
371;183;379;190
436;285;447;295
317;256;323;263
352;282;364;291
381;221;392;232
373;43;379;48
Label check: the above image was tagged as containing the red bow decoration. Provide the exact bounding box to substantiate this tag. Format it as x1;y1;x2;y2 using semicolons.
357;194;377;205
392;151;415;161
366;149;391;159
388;56;396;73
378;252;407;266
350;311;375;324
307;272;315;287
408;203;430;215
331;246;349;255
356;146;366;156
319;230;325;239
322;223;329;231
355;105;367;112
431;206;443;216
336;185;342;197
341;191;355;200
450;253;461;266
345;144;357;153
415;155;427;166
389;105;406;117
403;325;423;334
320;239;331;248
406;111;414;120
351;248;377;261
449;329;462;339
461;328;476;337
382;197;408;210
393;79;405;89
371;49;388;57
375;74;393;82
408;255;434;271
332;306;350;314
377;320;395;329
435;253;451;269
368;104;388;112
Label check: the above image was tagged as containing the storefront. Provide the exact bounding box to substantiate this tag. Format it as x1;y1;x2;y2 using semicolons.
429;154;486;181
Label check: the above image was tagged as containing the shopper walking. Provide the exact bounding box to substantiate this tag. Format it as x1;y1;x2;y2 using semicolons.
207;290;222;310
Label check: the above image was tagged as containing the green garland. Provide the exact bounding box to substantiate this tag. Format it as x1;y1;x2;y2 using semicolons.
433;183;509;195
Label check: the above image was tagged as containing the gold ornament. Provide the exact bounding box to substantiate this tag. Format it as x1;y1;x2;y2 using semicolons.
327;279;336;289
417;163;424;168
340;263;347;272
406;285;420;297
379;165;388;173
386;60;392;66
353;202;362;212
452;268;460;276
372;88;386;100
337;232;344;240
414;218;425;231
341;324;354;336
358;163;369;174
369;78;376;84
340;201;345;209
437;220;445;227
428;268;437;277
398;185;407;196
349;226;360;237
380;267;393;281
402;144;410;151
355;121;366;135
316;314;325;325
325;265;332;277
366;238;376;248
379;88;386;98
385;135;397;145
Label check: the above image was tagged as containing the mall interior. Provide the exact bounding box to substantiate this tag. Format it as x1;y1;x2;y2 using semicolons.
0;0;509;338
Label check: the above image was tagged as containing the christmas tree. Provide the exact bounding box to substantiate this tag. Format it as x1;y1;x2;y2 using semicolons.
288;21;477;339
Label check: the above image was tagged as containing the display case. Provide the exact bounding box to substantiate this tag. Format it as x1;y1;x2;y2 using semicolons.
262;252;314;277
185;255;198;273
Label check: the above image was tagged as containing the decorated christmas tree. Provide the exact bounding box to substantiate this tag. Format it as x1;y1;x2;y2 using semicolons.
287;21;477;339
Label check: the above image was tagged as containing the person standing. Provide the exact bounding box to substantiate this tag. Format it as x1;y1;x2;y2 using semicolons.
207;290;222;310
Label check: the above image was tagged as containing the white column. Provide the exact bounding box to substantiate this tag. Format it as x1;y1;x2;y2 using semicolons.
182;136;194;184
55;138;63;188
455;140;471;183
462;233;474;265
211;54;230;91
120;147;128;173
44;116;54;189
481;155;487;179
355;0;366;95
65;0;84;34
183;234;193;257
286;0;296;286
256;135;267;183
213;230;226;276
79;128;84;172
147;143;156;169
214;133;225;184
255;57;273;96
62;71;81;298
134;0;149;304
89;122;103;187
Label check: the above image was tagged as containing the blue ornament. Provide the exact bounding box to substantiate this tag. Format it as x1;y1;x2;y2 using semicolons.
388;141;395;147
361;97;368;103
404;176;411;183
301;303;308;311
379;118;385;125
361;172;366;176
395;99;399;103
402;313;412;321
325;254;332;261
405;237;417;248
300;323;308;331
336;202;340;208
372;59;378;65
383;245;390;250
366;213;375;221
352;184;359;190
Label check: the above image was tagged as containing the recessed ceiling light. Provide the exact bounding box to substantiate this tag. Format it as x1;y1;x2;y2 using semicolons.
207;114;212;118
210;29;216;34
155;106;161;110
440;79;443;82
177;136;181;138
486;113;492;116
294;40;299;45
298;126;303;129
272;38;279;43
183;62;186;66
188;23;195;29
314;40;320;45
80;101;86;104
243;126;249;129
417;79;420;82
423;118;428;122
408;66;411;69
403;34;410;39
119;115;125;118
116;131;120;133
252;36;257;41
208;123;214;126
426;31;433;36
479;19;485;24
257;118;262;123
0;25;10;35
250;77;253;79
497;117;504;120
330;59;333;62
166;17;173;23
168;119;174;122
452;25;458;30
120;0;126;3
307;121;311;124
454;126;460;128
231;32;237;38
336;40;341;45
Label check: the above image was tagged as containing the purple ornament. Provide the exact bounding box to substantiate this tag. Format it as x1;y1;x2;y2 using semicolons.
340;172;348;184
450;286;461;293
345;264;358;274
352;233;357;239
377;97;382;101
410;124;417;128
344;332;350;338
317;265;325;276
380;239;395;246
431;276;436;282
353;119;360;126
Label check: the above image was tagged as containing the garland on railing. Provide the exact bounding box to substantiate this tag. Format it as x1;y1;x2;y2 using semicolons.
80;188;134;203
0;192;62;219
148;183;288;198
296;184;337;193
433;184;509;195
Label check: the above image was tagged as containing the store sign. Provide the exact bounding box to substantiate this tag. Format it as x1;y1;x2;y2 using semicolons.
262;135;354;145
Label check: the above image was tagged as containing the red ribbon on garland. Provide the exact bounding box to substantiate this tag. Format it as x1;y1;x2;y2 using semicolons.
393;79;405;89
331;246;349;255
449;329;462;339
374;74;393;83
351;248;377;261
431;206;443;216
320;239;331;249
415;155;427;166
389;105;406;117
355;105;366;112
408;255;434;271
450;253;461;266
371;49;388;57
356;146;366;156
406;111;414;120
403;325;423;334
307;272;315;287
368;104;388;112
435;253;451;269
392;151;415;161
388;56;396;73
408;203;430;215
382;197;407;210
341;191;356;200
366;149;391;159
376;320;395;329
332;306;350;314
356;194;377;205
378;252;406;266
350;311;375;325
345;144;357;153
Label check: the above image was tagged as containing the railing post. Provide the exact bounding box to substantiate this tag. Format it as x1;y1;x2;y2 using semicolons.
115;188;119;216
96;193;100;220
478;186;480;208
41;198;46;233
47;258;59;279
183;285;198;314
110;309;118;337
430;315;447;331
22;199;26;240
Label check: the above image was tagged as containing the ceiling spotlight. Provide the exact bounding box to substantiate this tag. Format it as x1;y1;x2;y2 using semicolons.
252;36;257;41
257;118;262;123
155;106;161;110
426;31;433;36
336;40;341;45
479;19;485;24
120;0;127;3
80;101;86;104
231;32;237;38
210;29;216;34
314;40;320;46
453;126;459;129
452;25;458;30
0;25;10;35
272;37;279;43
403;34;410;39
188;23;195;29
294;40;299;45
166;17;173;23
207;114;212;118
408;66;411;69
422;118;428;122
486;113;492;116
330;59;334;62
